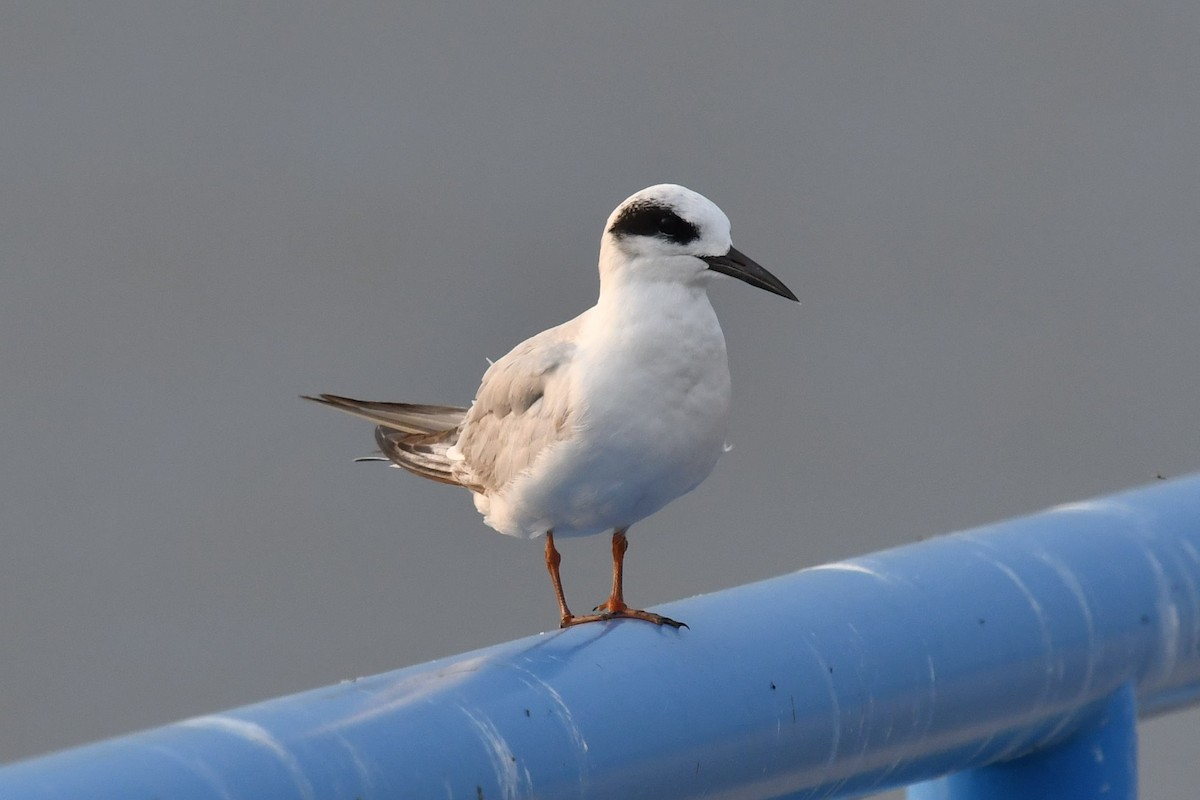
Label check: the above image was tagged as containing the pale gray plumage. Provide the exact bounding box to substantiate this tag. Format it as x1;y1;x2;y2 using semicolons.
303;394;466;434
454;318;580;496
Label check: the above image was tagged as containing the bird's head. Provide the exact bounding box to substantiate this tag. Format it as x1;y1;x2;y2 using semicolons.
599;184;797;301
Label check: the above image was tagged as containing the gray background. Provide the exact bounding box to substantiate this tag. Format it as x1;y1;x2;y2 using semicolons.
2;3;1198;797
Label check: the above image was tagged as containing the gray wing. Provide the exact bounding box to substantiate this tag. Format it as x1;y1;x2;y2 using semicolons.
452;318;581;494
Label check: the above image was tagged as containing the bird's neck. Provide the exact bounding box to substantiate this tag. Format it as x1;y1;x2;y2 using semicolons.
596;274;711;320
596;254;712;312
591;265;721;354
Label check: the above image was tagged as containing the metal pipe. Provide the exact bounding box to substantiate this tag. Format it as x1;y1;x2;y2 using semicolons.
3;474;1199;799
906;681;1138;800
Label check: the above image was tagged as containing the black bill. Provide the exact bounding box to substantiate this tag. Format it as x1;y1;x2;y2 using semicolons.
701;246;798;301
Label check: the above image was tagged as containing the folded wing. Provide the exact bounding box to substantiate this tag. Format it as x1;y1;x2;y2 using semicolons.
303;315;580;496
453;322;579;495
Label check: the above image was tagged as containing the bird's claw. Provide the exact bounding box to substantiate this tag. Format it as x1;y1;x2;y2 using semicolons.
566;604;687;629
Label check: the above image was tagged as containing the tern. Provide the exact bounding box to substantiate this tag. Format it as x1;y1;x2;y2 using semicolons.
306;184;797;628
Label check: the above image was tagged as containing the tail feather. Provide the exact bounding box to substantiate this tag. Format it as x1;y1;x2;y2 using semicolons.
305;393;473;489
302;393;467;434
374;426;468;487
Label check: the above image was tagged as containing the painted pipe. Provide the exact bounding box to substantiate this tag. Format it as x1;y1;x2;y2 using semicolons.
2;475;1199;799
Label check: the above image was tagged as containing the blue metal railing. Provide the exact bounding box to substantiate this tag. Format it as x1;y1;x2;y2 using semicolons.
2;475;1198;799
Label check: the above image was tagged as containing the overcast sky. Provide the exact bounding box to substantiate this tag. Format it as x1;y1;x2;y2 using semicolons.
2;3;1198;796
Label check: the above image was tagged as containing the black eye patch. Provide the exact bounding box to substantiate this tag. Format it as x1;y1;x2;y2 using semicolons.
609;202;701;245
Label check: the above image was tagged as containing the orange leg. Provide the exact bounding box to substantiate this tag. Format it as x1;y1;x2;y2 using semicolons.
543;529;686;629
544;531;575;627
597;528;630;612
591;529;686;628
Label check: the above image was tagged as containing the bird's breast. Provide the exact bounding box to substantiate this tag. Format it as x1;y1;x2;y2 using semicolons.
573;293;732;489
486;288;735;538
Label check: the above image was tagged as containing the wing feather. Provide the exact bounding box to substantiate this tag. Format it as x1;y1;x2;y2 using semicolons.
374;426;467;487
304;393;468;485
305;314;582;496
302;394;466;434
453;319;580;493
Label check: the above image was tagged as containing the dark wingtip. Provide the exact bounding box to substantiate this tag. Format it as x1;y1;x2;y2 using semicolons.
302;393;352;407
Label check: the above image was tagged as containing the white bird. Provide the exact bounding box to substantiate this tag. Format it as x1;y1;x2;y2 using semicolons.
306;184;797;628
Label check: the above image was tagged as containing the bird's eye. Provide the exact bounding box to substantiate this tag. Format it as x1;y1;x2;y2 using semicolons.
657;214;692;241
